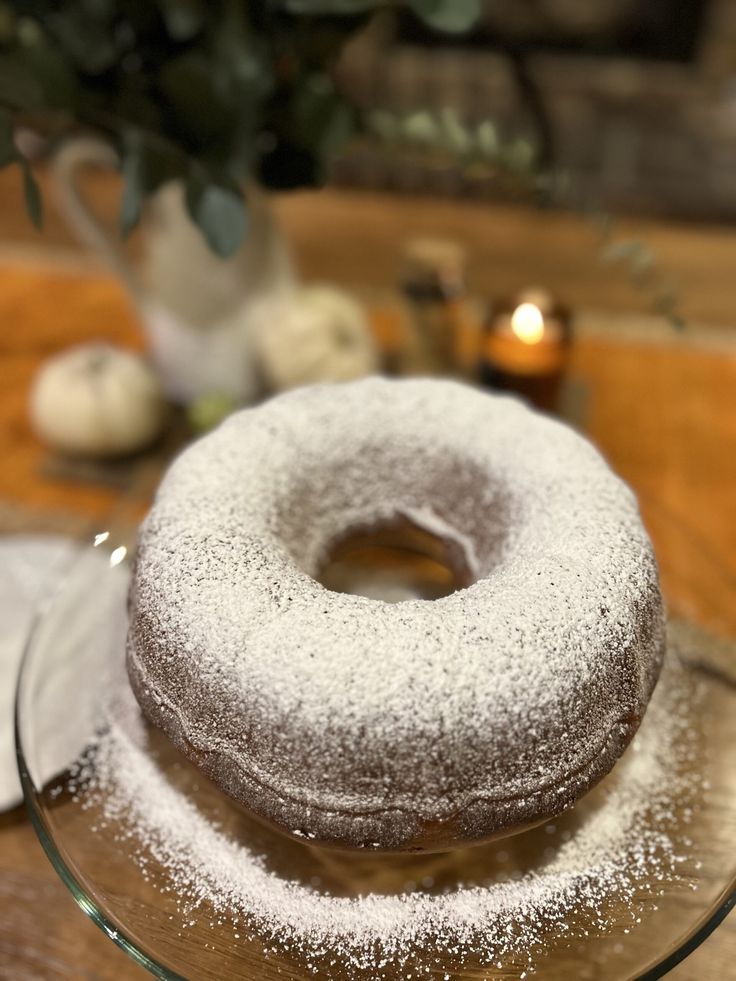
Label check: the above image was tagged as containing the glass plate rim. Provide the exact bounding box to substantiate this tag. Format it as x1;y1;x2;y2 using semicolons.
14;544;736;981
14;594;180;980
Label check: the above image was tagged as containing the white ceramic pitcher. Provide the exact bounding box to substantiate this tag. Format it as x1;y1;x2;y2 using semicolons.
52;138;295;405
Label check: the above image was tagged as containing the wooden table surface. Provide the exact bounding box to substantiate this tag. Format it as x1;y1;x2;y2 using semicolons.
1;172;735;979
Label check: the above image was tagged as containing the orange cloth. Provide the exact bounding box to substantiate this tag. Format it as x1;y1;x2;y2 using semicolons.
0;261;144;518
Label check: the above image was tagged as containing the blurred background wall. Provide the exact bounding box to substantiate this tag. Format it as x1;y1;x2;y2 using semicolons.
332;0;736;220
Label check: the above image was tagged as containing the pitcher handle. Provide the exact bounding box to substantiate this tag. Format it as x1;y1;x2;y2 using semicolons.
50;137;143;300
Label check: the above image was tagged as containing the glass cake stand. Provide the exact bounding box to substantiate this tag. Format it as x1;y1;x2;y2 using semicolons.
15;503;736;981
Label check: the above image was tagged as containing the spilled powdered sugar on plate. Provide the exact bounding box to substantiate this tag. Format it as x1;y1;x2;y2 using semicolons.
73;634;702;979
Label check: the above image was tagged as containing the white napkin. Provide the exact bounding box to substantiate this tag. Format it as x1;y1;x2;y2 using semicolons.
0;536;78;811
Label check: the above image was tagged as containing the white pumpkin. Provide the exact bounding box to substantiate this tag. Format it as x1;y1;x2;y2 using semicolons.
30;343;167;458
251;285;380;392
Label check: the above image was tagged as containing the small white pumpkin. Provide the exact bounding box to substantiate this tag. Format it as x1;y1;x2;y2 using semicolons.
30;343;167;458
251;285;380;392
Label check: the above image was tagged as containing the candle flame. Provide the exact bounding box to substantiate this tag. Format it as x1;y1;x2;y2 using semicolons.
511;302;545;345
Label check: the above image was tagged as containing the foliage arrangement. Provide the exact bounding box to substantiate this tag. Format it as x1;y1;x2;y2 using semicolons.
0;0;480;255
0;1;684;325
367;107;538;183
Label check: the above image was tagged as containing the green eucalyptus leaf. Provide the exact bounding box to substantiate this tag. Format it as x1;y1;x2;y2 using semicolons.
0;108;16;167
321;101;354;158
119;141;143;237
46;10;119;75
81;0;118;17
158;0;206;41
212;32;273;109
402;110;438;145
160;53;230;144
476;119;498;158
207;0;273;119
654;288;676;315
599;240;645;265
119;130;183;236
438;107;470;154
111;88;163;132
160;52;211;110
283;0;381;13
187;391;237;432
294;73;355;160
368;109;400;143
631;246;655;276
408;0;480;34
503;137;536;174
0;53;44;109
20;159;42;228
18;37;79;110
0;107;43;226
185;177;248;258
0;4;16;43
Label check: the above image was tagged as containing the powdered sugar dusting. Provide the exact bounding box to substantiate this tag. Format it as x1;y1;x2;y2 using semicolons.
127;378;665;848
77;644;701;979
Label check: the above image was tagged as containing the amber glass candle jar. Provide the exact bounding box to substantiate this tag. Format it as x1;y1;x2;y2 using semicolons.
480;287;572;411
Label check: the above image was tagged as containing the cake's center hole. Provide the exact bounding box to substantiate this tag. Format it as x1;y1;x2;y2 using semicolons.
317;516;475;603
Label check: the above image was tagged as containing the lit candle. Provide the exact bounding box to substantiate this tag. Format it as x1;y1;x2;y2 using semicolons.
513;302;547;344
480;287;572;410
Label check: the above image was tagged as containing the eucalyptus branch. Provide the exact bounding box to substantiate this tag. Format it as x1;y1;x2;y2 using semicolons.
364;108;684;329
0;0;482;254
